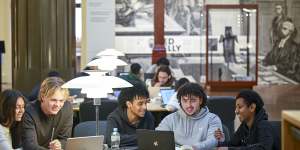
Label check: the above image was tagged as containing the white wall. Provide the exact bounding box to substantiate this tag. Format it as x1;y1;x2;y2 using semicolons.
0;0;12;88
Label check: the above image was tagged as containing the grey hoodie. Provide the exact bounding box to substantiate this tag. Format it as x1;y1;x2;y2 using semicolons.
156;106;222;150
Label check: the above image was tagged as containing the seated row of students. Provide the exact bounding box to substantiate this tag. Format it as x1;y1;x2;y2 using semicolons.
0;76;279;150
106;83;280;150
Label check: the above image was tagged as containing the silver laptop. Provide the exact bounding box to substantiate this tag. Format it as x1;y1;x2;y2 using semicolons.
65;136;104;150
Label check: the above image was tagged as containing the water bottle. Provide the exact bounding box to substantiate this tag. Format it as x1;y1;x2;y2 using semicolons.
111;128;120;150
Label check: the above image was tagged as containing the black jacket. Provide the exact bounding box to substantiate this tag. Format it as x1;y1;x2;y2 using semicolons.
219;109;280;150
21;100;73;150
106;107;155;147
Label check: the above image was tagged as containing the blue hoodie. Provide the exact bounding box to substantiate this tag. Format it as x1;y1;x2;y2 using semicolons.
156;106;222;150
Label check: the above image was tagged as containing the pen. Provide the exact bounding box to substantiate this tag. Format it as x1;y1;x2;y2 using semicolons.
51;127;55;141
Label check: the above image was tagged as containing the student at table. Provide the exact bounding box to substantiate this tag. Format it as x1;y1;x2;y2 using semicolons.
156;83;222;149
22;77;73;150
148;65;175;87
0;89;26;150
120;63;146;87
215;89;280;150
106;84;155;147
166;77;190;111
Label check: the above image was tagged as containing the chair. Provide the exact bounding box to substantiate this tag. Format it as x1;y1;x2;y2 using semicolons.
207;96;236;138
144;73;155;81
79;99;118;122
73;121;107;143
269;120;281;149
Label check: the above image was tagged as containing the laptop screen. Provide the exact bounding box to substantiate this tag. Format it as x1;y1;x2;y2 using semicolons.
160;89;175;104
113;90;121;98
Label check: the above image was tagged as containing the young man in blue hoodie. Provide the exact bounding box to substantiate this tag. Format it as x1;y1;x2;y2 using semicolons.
156;83;222;150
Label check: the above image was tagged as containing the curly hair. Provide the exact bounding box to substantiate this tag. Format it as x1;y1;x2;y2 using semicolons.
177;83;207;108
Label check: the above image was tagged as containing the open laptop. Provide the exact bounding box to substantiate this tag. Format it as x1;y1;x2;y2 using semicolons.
65;136;104;150
137;129;175;150
148;86;160;99
160;88;175;105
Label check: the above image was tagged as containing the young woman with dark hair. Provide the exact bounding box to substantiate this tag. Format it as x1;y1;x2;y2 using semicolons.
0;89;26;149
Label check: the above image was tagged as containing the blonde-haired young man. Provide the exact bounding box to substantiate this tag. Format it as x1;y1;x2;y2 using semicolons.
22;77;73;150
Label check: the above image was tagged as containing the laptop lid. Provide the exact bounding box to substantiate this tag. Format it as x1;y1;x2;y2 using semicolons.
160;89;175;104
65;136;104;150
148;87;160;98
137;129;175;150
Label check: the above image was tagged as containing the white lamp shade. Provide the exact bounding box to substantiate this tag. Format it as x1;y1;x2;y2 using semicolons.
85;91;109;98
81;88;113;94
62;75;133;89
86;57;127;71
96;48;125;57
85;71;107;76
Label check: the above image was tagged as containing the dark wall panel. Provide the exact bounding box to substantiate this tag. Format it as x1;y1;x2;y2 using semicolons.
12;0;75;95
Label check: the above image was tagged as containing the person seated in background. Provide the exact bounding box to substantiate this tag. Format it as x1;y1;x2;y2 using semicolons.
22;77;73;150
156;83;222;150
148;65;175;87
165;77;190;111
28;71;61;101
215;89;280;150
146;57;171;74
0;89;26;150
120;63;146;87
106;84;155;147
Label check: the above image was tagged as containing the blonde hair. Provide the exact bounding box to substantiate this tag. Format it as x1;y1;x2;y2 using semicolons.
39;77;69;101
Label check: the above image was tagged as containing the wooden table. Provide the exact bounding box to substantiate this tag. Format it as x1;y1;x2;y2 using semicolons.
282;110;300;150
147;103;171;126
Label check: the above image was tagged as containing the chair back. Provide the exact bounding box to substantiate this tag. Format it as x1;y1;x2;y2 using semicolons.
73;121;107;143
207;96;236;138
79;99;118;122
269;120;281;150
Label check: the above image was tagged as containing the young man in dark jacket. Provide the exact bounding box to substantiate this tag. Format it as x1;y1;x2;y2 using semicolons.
22;77;73;150
106;84;155;147
215;89;280;150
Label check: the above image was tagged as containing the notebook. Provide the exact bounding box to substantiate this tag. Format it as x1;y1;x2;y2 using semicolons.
160;89;175;104
65;136;104;150
137;129;175;150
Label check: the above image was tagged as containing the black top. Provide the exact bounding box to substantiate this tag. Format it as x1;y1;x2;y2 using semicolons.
106;107;155;147
219;108;280;150
21;100;73;150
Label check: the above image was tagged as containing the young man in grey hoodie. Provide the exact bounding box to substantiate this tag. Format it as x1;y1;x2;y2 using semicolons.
156;83;222;150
